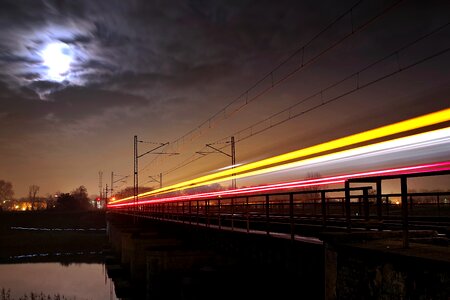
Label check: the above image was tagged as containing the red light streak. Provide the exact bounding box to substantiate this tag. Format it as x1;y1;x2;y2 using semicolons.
109;109;450;205
108;161;450;208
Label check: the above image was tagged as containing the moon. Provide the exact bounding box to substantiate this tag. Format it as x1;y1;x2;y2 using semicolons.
41;42;73;81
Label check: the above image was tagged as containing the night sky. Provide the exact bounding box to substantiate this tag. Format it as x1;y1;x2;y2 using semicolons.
0;0;449;198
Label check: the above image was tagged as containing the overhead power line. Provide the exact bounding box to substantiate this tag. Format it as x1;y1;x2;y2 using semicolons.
167;0;404;153
138;0;405;179
163;21;450;176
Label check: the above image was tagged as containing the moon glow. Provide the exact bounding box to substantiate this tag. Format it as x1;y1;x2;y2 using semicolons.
41;42;72;81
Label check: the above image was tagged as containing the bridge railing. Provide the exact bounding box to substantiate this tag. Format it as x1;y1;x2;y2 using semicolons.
109;186;449;240
346;170;450;248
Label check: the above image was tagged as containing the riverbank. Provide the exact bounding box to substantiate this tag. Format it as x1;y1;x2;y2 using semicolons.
0;211;108;263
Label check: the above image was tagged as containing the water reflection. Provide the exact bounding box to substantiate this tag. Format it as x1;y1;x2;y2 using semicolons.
9;251;103;260
10;227;106;232
0;263;119;300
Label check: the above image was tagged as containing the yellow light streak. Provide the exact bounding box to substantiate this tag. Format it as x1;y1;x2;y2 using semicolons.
130;126;450;199
110;108;450;204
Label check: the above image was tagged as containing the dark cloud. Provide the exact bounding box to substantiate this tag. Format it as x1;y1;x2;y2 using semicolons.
91;58;235;93
0;1;48;27
29;80;66;91
0;0;340;97
0;79;17;98
0;53;41;64
18;72;42;81
59;34;92;45
93;22;132;47
1;0;449;197
0;79;148;134
47;87;140;110
43;0;88;20
47;85;148;116
78;59;117;73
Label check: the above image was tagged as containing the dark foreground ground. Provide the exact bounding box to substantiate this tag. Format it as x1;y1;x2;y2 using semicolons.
0;210;108;263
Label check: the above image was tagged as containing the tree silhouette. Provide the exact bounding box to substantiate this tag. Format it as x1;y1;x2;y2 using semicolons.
29;184;40;210
114;186;154;199
56;186;92;210
71;185;91;210
0;180;14;201
184;183;224;195
303;172;325;200
56;193;76;210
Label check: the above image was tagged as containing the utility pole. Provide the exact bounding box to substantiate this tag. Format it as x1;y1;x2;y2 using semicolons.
111;172;114;197
111;173;129;196
197;136;236;189
134;135;138;210
147;172;163;189
231;136;236;189
98;171;103;209
133;136;179;209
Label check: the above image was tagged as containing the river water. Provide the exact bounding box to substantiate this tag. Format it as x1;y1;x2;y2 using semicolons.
0;262;119;300
0;211;323;299
0;211;119;300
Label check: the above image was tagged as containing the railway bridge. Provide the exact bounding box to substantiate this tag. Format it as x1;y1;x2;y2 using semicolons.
106;169;450;299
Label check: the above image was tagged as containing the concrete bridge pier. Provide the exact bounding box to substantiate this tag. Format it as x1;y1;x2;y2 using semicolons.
105;212;327;299
145;245;231;299
323;231;450;300
105;213;238;299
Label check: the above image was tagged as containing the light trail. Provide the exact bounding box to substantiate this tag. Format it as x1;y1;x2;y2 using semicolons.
110;117;450;205
109;108;450;204
160;127;450;191
108;161;450;208
111;127;450;207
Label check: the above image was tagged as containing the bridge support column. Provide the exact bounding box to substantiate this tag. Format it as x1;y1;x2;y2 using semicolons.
324;242;337;300
401;176;409;249
345;181;351;231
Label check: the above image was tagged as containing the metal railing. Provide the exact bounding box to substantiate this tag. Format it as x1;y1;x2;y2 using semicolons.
108;184;450;244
